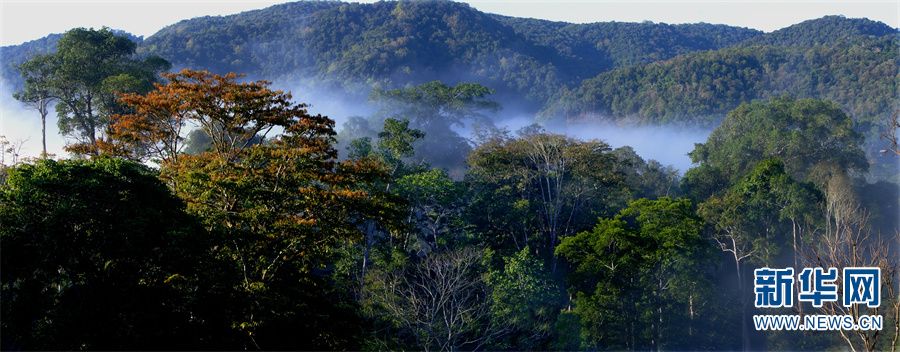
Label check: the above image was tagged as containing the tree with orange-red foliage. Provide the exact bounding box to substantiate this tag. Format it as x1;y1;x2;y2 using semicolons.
104;69;403;349
104;69;308;163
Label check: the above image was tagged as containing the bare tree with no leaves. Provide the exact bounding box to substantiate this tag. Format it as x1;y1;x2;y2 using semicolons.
366;248;504;351
803;171;900;352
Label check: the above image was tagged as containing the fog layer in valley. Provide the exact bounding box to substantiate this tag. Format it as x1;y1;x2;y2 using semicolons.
483;114;712;172
0;78;710;172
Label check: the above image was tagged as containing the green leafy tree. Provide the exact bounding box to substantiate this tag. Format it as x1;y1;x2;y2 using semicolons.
689;97;867;184
556;197;711;350
396;168;465;251
697;159;822;349
611;146;680;199
485;246;561;350
26;27;170;155
377;118;427;178
0;158;207;350
372;81;499;126
372;81;499;174
467;129;628;265
345;117;425;289
13;54;58;157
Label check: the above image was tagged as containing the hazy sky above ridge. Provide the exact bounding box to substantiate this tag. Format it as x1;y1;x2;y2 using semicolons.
1;0;897;46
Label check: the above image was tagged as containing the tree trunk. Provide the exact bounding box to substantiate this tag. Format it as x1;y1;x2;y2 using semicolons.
735;255;750;351
40;110;47;157
360;220;376;297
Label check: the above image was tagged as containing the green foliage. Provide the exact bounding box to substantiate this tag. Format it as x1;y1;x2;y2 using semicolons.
377;118;426;168
1;33;62;89
14;54;56;104
690;97;867;186
485;247;561;350
395;168;467;251
466;130;629;260
611;146;680;199
499;17;760;70
2;8;896;346
698;159;822;266
744;15;896;47
371;80;499;175
127;1;755;106
549;38;896;126
556;197;713;350
373;81;500;125
0;1;760;107
0;158;207;349
14;53;58;156
14;27;170;154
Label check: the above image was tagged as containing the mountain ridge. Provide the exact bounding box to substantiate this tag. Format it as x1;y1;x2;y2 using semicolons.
1;1;896;124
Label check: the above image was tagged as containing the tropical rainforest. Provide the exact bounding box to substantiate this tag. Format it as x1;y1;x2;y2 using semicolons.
0;1;898;351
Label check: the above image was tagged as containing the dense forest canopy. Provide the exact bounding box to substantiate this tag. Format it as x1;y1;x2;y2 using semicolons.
1;0;763;106
1;2;898;351
2;2;896;178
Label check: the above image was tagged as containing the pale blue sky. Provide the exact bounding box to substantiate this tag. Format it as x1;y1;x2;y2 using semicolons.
1;0;898;46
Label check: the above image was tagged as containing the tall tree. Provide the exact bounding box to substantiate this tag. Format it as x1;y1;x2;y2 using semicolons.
556;197;711;350
343;117;425;290
26;27;170;155
395;168;465;252
697;159;821;350
14;54;58;157
467;129;627;266
689;96;867;186
106;69;398;348
485;246;561;350
103;70;298;163
372;81;499;174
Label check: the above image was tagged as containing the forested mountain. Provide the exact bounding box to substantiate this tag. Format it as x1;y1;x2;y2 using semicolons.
544;16;898;125
493;16;760;69
544;36;898;126
744;15;896;46
2;11;899;351
137;1;764;105
3;2;894;121
2;0;759;106
0;34;61;79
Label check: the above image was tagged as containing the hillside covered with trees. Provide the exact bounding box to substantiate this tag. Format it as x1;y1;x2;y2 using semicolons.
545;17;897;127
1;3;898;351
2;3;896;177
3;1;761;106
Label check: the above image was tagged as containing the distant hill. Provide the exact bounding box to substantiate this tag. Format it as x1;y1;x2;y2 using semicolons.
544;16;898;126
138;1;763;106
1;2;895;128
744;15;896;46
1;33;61;89
1;0;759;107
1;30;144;90
493;16;760;69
